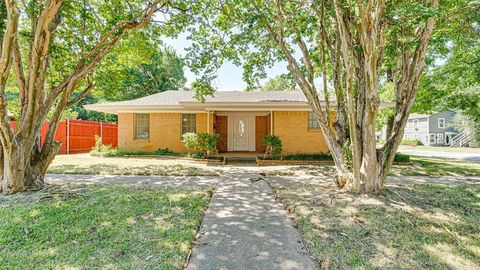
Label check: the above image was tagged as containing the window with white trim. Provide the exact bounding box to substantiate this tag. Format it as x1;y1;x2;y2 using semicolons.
437;133;444;143
430;134;436;143
181;114;196;135
413;119;418;130
438;118;446;128
134;113;150;140
308;112;321;129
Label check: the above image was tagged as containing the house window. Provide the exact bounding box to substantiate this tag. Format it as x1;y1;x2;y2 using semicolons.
437;133;444;143
308;112;321;129
438;118;445;128
182;114;196;135
134;113;150;140
430;134;436;143
413;119;418;131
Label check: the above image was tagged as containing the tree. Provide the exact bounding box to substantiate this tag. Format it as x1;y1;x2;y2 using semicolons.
187;0;472;193
260;74;296;91
0;0;190;194
413;3;479;114
100;47;186;101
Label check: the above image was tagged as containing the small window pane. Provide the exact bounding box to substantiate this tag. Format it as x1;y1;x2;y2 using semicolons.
438;118;445;128
437;133;444;143
308;112;321;129
134;114;150;139
182;114;196;135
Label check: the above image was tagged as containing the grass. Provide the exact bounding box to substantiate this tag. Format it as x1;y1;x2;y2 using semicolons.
261;152;411;162
269;157;480;177
47;154;220;176
400;145;480;154
393;157;480;176
90;146;215;160
274;183;480;269
0;184;212;269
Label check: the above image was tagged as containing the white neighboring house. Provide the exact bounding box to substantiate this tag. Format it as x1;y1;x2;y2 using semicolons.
404;110;459;146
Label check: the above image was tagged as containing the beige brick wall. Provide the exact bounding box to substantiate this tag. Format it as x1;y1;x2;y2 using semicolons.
118;111;327;154
118;112;213;153
273;111;329;154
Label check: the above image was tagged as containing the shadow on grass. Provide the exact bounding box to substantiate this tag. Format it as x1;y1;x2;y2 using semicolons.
47;163;219;176
274;183;480;269
0;184;212;269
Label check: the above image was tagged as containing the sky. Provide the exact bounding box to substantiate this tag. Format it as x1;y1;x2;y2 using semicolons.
163;33;289;91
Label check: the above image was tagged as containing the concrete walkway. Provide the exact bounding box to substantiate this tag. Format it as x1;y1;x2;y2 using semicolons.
186;169;316;270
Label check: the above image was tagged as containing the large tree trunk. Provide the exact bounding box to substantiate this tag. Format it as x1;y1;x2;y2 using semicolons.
0;138;54;194
0;0;163;194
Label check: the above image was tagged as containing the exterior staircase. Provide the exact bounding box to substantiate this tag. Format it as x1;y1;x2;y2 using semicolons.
450;131;474;147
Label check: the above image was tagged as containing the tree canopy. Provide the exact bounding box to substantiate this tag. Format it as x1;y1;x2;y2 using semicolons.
260;74;296;91
98;46;186;101
0;0;194;194
185;0;476;193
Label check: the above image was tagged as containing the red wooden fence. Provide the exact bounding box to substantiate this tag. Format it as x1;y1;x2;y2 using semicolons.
10;119;118;154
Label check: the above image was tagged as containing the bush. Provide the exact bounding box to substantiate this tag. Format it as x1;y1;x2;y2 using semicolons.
154;148;176;156
182;132;198;150
263;135;282;158
283;152;332;160
90;135;119;157
393;153;410;163
182;132;220;155
401;139;423;146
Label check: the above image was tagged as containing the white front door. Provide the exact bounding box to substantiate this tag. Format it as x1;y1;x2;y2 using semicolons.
233;116;249;151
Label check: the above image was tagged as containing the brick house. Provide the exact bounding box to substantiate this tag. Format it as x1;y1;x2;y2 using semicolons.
86;90;391;154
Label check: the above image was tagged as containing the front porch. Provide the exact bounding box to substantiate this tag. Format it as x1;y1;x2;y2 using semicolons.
210;111;273;153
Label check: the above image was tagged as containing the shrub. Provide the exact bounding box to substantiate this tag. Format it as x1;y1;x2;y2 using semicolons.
154;148;176;156
393;153;411;163
197;133;221;155
182;132;198;150
90;135;119;157
401;139;423;146
283;152;332;160
182;132;220;155
263;135;282;158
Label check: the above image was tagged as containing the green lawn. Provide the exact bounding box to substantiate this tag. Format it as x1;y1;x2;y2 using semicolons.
0;185;212;269
393;157;480;176
270;157;480;177
274;183;480;269
47;154;220;176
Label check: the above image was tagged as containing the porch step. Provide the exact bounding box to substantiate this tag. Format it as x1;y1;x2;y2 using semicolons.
224;156;257;164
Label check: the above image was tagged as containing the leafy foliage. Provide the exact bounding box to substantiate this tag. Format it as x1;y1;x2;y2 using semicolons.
401;139;424;147
89;136;118;157
260;74;296;91
182;132;220;155
263;135;282;158
98;47;186;101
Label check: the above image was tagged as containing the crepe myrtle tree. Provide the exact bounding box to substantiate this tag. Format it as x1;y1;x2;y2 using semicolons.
0;0;192;194
186;0;471;193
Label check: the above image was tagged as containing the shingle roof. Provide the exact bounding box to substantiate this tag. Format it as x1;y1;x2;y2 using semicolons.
84;90;393;114
409;113;430;119
99;90;310;106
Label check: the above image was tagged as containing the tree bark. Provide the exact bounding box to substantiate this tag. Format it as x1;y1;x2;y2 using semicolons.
0;0;165;194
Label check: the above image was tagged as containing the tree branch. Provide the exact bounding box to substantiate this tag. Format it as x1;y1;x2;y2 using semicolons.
66;79;94;107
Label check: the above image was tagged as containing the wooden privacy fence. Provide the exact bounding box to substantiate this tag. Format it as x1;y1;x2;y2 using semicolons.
10;119;118;154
